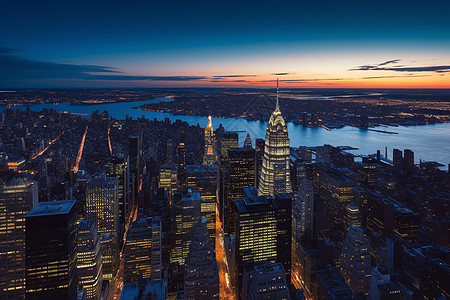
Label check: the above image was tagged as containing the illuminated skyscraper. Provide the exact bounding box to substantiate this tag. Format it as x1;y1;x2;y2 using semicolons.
123;217;152;283
184;217;219;300
203;116;215;165
187;165;217;246
85;174;119;280
0;172;38;300
170;191;201;265
77;219;103;300
258;80;292;197
25;200;78;300
233;188;278;296
109;154;129;244
159;163;178;200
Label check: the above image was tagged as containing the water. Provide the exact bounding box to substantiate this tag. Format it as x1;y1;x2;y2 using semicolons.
3;97;450;167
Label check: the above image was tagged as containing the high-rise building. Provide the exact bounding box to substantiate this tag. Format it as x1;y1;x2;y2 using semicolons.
170;191;201;265
129;136;140;205
294;179;314;240
258;80;292;197
340;226;371;295
315;162;356;238
123;217;152;283
243;263;290;300
186;165;217;246
244;133;253;148
109;154;129;243
369;266;402;300
255;138;265;188
392;149;403;169
224;147;256;234
0;172;38;300
274;193;293;284
151;217;162;280
403;149;414;169
184;217;219;300
393;207;419;242
344;202;362;228
203;116;215;165
85;174;119;280
25;200;78;300
159;163;178;200
77;219;103;300
218;131;239;222
233;188;278;296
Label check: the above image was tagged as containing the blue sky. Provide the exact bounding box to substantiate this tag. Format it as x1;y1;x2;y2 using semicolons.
1;0;449;88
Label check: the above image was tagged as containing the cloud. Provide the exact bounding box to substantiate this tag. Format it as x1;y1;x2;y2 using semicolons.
0;47;207;83
212;75;258;79
350;59;450;73
361;75;431;79
270;72;296;76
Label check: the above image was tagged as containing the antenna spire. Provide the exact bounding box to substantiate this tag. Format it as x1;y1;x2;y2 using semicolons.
276;78;279;108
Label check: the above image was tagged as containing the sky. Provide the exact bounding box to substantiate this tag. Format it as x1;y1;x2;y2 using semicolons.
1;0;450;88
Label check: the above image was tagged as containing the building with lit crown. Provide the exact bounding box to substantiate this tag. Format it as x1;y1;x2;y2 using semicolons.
258;80;292;197
203;116;216;165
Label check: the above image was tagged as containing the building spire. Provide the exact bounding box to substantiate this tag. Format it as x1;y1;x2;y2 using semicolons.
276;78;279;108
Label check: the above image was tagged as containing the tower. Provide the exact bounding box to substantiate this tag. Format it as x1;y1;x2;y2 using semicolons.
258;79;292;197
184;217;219;300
25;200;78;300
77;219;103;300
85;174;119;280
203;116;215;165
0;172;38;300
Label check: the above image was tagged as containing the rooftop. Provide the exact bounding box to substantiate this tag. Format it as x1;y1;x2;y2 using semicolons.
27;200;76;217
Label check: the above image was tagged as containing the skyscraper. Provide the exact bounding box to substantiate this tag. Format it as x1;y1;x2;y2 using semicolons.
218;131;239;222
203;116;215;165
123;217;152;283
233;188;278;296
109;154;129;244
243;263;290;300
340;226;371;295
187;165;217;246
0;172;38;300
151;217;162;280
170;191;201;265
258;80;292;197
25;200;78;300
85;174;119;280
77;219;103;300
224;147;256;234
184;217;219;300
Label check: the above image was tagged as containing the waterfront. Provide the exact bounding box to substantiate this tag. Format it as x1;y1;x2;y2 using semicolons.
3;97;450;166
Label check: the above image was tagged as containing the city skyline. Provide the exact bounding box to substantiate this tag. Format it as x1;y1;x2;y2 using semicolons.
1;0;450;88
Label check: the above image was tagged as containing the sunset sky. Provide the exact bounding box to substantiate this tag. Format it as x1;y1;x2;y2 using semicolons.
1;0;449;88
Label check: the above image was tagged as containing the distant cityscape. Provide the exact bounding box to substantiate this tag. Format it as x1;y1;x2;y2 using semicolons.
0;88;449;300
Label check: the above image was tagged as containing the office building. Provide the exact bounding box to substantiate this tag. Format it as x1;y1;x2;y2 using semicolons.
258;81;292;197
159;163;178;199
170;191;201;265
0;172;38;300
108;154;129;242
123;217;152;283
184;217;219;300
187;165;217;246
243;263;290;300
77;219;103;300
25;200;78;300
340;226;371;295
224;147;256;234
85;174;119;280
294;179;314;240
369;266;402;300
151;217;162;280
233;188;278;295
317;265;355;300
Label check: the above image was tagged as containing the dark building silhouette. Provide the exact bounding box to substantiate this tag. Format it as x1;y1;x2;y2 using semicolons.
25;200;78;300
